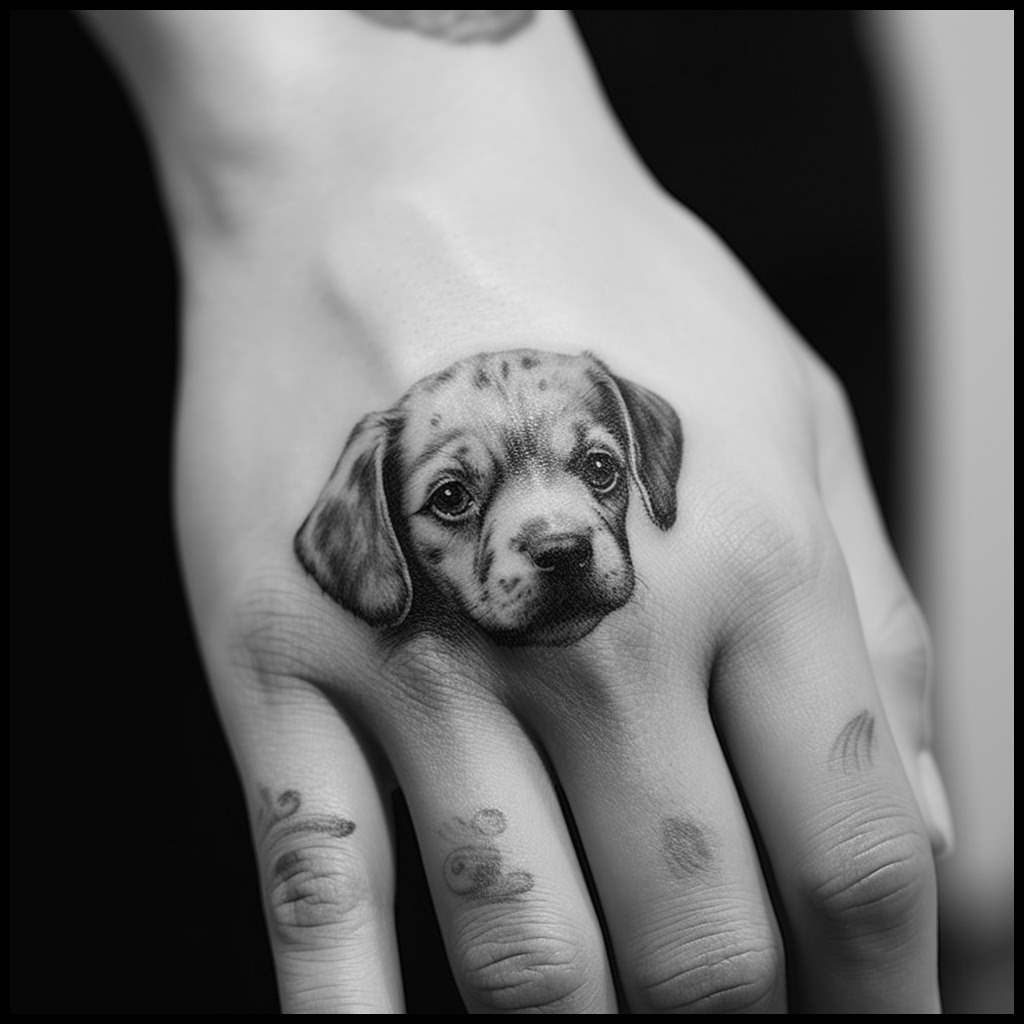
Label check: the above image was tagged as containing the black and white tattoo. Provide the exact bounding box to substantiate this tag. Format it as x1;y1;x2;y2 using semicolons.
257;785;356;844
258;788;359;933
353;10;536;44
295;349;683;646
661;815;713;878
439;808;533;902
829;710;878;773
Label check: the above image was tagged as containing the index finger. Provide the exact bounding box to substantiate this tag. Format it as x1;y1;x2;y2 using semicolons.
810;360;954;855
708;496;940;1012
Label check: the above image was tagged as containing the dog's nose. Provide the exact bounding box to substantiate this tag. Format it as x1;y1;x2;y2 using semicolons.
528;534;593;574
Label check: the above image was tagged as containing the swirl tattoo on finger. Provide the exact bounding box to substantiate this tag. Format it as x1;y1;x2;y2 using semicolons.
257;785;356;844
440;808;533;903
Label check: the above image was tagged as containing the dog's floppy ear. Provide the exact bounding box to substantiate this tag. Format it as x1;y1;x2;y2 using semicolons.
595;362;683;530
294;411;412;627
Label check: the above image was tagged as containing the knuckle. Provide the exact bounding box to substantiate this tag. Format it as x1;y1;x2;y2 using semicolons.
227;574;327;680
708;491;838;614
265;837;379;949
803;799;935;944
630;900;783;1013
217;571;364;706
453;903;600;1013
386;639;499;720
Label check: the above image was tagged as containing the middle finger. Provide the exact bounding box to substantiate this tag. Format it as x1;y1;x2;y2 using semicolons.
383;672;617;1013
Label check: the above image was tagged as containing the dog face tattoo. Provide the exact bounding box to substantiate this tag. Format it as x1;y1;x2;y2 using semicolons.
294;350;683;646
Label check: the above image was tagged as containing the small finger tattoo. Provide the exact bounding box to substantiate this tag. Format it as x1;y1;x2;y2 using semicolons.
440;808;534;902
268;848;362;932
829;710;878;773
661;816;713;878
257;785;356;843
272;849;306;879
352;10;536;45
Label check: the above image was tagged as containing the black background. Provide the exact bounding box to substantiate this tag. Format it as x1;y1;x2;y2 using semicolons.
11;11;903;1012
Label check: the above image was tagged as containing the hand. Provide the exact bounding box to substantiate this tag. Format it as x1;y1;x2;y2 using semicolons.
88;10;951;1012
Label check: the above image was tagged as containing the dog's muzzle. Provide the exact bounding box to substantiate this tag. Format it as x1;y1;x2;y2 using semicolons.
478;515;635;645
527;533;593;575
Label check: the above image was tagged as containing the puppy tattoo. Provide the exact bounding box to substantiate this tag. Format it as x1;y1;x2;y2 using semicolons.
440;808;534;903
295;349;683;646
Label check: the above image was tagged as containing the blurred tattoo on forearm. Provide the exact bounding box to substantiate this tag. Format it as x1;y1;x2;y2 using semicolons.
295;349;683;648
352;10;536;44
440;808;534;902
661;815;714;878
829;710;878;773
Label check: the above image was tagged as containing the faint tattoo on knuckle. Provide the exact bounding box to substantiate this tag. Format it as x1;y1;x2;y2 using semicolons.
440;808;534;902
660;815;714;878
294;349;683;649
256;785;356;845
828;710;878;773
352;10;536;45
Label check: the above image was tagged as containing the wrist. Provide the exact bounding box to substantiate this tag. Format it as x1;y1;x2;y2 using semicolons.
88;11;660;244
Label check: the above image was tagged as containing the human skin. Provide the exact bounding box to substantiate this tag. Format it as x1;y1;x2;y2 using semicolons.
86;10;952;1013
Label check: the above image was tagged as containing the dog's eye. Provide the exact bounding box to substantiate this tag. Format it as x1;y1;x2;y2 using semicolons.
427;481;475;520
581;451;620;494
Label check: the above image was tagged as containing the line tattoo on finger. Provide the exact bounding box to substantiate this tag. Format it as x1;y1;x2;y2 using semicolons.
256;785;356;844
661;815;714;878
352;10;536;45
440;808;534;902
829;710;878;773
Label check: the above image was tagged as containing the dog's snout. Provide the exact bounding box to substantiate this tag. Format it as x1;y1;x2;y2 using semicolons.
528;534;593;574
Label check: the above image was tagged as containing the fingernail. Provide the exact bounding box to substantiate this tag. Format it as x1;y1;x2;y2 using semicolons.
917;749;955;859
